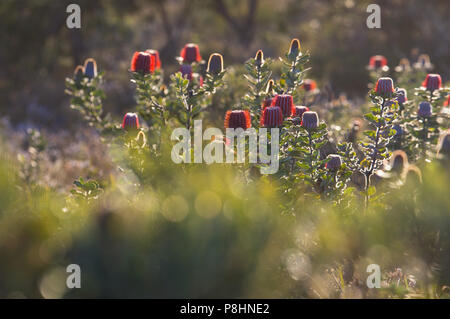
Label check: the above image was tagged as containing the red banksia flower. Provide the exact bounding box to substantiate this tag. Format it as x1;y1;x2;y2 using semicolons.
301;111;319;129
369;55;387;69
289;38;301;55
293;106;309;118
122;112;140;130
397;88;407;104
418;102;432;118
180;43;201;63
131;51;155;74
326;154;342;171
83;58;97;78
422;74;442;92
303;79;317;92
374;77;394;98
262;97;273;108
180;64;193;80
207;53;224;74
260;106;283;128
224;110;251;130
272;94;294;117
145;49;161;69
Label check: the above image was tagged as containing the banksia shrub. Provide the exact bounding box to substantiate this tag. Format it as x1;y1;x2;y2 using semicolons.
374;77;394;98
207;53;224;74
122;112;140;130
180;43;201;63
293;106;309;119
418;102;432;118
326;154;342;171
422;73;442;92
302;79;317;92
272;94;294;117
260;106;283;128
131;51;155;74
224;110;251;130
368;55;388;70
83;58;98;79
146;49;161;69
301;111;319;129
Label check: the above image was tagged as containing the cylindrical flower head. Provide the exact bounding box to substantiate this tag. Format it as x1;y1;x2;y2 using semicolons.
272;94;294;117
180;64;193;80
396;88;408;104
301;111;319;129
422;74;442;91
74;65;85;83
418;102;432;117
326;154;342;171
438;132;450;156
289;38;301;55
207;53;224;74
131;51;155;74
303;79;317;92
293;106;309;118
224;110;251;130
83;58;98;78
145;49;161;69
255;50;264;66
374;77;394;97
122;112;140;130
266;79;274;95
415;54;433;70
389;150;408;174
369;55;387;69
180;43;201;63
395;58;411;72
260;106;283;128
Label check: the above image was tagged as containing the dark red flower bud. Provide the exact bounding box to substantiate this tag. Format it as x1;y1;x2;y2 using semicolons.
418;102;432;117
180;64;193;80
131;51;155;74
266;79;274;95
255;50;264;65
207;53;224;74
145;49;161;69
83;58;97;78
271;94;294;117
303;79;317;92
289;38;301;55
326;154;342;171
122;112;140;130
260;106;283;128
73;65;85;83
180;43;202;63
396;88;407;104
301;111;319;129
224;110;251;130
369;55;387;69
374;77;394;98
422;73;442;92
293;106;309;119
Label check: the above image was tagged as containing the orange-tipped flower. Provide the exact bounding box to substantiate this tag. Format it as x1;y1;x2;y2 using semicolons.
207;53;224;74
180;64;193;80
74;65;85;83
418;102;432;118
301;111;319;129
374;77;394;98
369;55;388;69
260;106;283;128
180;43;201;63
83;58;97;78
272;94;294;117
122;112;140;130
293;106;309;118
224;110;251;130
422;73;442;92
289;38;301;55
397;88;408;104
145;49;161;69
266;79;274;95
131;51;155;74
326;154;342;171
303;79;317;92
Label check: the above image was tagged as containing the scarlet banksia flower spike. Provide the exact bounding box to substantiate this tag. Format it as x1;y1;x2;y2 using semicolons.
122;112;140;130
180;64;193;80
289;38;301;55
374;77;394;98
301;111;319;129
131;51;155;74
83;58;98;78
180;43;201;63
255;50;264;65
260;106;283;128
369;55;387;69
303;79;317;92
422;74;442;92
418;102;432;118
145;49;161;69
224;110;251;130
293;106;309;119
326;154;342;171
207;53;224;74
272;94;294;117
